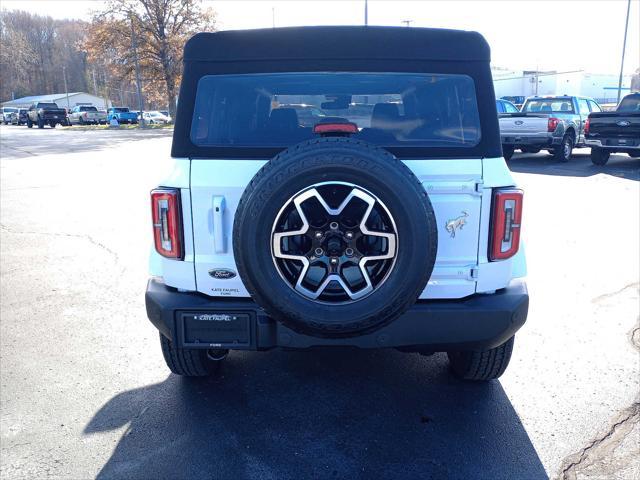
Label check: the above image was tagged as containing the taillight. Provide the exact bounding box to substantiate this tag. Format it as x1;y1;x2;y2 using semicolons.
151;188;183;259
584;117;590;135
490;189;523;261
547;117;559;132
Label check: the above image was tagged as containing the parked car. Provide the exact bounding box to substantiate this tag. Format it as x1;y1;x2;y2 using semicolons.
496;99;519;114
68;105;107;125
26;102;67;129
499;95;601;161
0;107;18;125
145;27;528;382
9;108;28;125
107;107;138;124
501;96;525;110
586;92;640;165
142;110;171;124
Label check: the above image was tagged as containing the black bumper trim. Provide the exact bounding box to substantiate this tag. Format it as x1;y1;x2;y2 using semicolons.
145;279;529;351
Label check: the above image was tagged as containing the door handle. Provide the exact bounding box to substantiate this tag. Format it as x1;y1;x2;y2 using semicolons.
212;196;226;253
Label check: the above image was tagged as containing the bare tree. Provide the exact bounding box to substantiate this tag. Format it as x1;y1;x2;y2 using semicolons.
86;0;215;116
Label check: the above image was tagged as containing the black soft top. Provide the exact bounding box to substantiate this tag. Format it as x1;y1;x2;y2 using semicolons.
173;26;501;159
184;26;490;63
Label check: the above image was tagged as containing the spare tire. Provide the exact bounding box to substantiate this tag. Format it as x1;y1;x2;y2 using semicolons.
233;137;437;338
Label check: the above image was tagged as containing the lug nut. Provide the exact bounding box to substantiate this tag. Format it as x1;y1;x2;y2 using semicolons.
345;231;353;239
345;248;354;257
329;221;339;230
314;247;324;256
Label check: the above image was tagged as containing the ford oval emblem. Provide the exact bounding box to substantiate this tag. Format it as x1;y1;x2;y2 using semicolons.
208;268;237;280
515;120;524;126
616;120;630;127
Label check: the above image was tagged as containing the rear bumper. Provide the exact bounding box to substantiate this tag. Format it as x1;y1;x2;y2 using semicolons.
501;134;559;147
586;138;640;151
145;279;529;351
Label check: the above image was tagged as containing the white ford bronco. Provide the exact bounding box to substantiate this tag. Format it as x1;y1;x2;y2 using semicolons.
145;27;528;381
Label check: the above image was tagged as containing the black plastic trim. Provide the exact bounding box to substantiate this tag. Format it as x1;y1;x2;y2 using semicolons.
145;279;528;351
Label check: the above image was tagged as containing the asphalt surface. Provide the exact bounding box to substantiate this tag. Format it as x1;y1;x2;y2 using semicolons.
1;125;638;479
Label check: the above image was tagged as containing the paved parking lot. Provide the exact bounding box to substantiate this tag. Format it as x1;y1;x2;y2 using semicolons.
1;125;638;479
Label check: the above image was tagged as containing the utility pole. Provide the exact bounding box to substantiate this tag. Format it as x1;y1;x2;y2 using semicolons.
616;0;631;104
401;20;413;27
62;65;71;110
130;15;145;126
272;7;275;28
364;0;368;26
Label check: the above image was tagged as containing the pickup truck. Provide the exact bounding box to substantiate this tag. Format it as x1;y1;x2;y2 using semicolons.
107;107;138;124
585;92;640;165
0;107;18;125
499;95;602;162
26;102;67;129
68;105;107;125
146;27;528;383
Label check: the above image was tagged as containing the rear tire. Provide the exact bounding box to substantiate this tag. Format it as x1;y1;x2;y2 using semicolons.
553;134;573;162
37;117;44;129
49;121;56;128
448;336;515;381
27;118;33;128
159;333;227;377
502;145;515;161
628;152;639;159
591;148;610;165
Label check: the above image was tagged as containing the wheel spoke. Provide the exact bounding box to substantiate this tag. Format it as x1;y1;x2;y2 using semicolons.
272;182;397;303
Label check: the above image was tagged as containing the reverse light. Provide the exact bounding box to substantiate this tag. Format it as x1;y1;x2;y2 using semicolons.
547;117;560;132
490;189;523;261
151;188;183;259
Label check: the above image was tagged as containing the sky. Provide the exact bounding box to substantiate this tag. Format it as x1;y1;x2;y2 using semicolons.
2;0;639;75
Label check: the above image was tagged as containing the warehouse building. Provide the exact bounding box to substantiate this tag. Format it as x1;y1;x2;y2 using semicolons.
1;92;111;110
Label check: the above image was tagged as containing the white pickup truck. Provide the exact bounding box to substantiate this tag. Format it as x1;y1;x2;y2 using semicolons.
499;95;602;162
68;105;107;125
145;27;529;383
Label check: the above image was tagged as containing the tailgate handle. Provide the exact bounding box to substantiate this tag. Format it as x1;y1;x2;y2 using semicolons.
212;196;226;253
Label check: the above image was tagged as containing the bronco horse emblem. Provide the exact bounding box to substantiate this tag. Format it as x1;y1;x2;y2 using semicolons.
445;211;469;238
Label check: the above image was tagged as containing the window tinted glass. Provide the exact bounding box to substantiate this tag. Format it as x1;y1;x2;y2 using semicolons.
80;106;98;112
37;103;59;108
618;96;640;112
191;72;481;148
504;101;519;113
114;107;130;113
588;100;601;113
523;98;574;113
578;99;590;115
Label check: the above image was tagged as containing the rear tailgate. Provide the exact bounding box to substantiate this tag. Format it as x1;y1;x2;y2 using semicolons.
499;113;549;137
190;158;484;300
588;112;640;143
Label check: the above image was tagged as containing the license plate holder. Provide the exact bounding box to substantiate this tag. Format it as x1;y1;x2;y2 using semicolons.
180;312;251;347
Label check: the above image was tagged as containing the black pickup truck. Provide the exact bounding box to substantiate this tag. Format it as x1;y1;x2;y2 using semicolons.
26;102;67;129
585;93;640;165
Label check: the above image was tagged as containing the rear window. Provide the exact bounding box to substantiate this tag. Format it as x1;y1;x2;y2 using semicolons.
617;96;640;112
37;103;59;109
113;108;130;113
191;72;481;148
523;98;574;113
80;106;98;112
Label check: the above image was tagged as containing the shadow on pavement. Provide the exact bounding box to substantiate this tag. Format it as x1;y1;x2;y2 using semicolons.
85;349;547;479
507;151;639;181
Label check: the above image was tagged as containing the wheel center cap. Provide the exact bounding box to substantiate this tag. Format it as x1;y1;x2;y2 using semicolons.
326;235;344;256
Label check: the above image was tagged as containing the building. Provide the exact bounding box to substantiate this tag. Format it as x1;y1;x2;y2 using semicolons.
492;69;634;104
1;92;111;110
